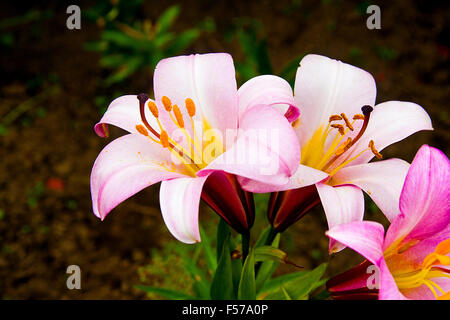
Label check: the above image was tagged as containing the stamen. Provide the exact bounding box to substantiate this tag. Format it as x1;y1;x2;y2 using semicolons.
353;114;365;120
185;98;196;117
335;138;352;156
329;114;342;122
160;130;170;148
173;105;185;128
147;101;159;118
331;124;345;135
162;96;172;112
341;113;354;131
369;140;383;159
135;124;149;136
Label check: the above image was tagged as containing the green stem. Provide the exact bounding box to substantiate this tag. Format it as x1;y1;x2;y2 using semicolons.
255;226;279;276
241;231;250;265
265;226;278;246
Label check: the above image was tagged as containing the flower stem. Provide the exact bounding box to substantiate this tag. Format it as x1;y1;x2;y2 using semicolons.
265;226;278;246
241;231;250;265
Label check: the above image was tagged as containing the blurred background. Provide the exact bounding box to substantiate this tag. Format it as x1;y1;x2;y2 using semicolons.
0;0;448;299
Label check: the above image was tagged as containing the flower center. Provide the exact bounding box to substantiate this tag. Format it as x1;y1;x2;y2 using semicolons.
300;105;382;177
135;93;211;177
386;239;450;299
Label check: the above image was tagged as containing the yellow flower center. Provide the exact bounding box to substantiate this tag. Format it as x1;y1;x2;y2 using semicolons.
385;238;450;299
135;94;223;177
299;106;382;177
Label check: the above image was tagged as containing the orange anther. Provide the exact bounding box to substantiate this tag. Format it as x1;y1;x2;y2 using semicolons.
173;104;185;128
160;130;170;148
185;98;196;117
329;114;342;122
331;124;345;135
147;101;159;118
340;113;354;131
135;124;149;136
369;140;383;159
353;114;365;120
162;96;172;112
335;138;353;156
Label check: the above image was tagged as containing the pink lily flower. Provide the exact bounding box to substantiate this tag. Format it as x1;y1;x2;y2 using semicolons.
90;53;301;243
327;145;449;300
240;54;433;251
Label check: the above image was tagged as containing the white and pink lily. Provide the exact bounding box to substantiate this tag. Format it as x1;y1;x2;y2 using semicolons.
240;54;433;251
90;53;301;243
327;145;449;300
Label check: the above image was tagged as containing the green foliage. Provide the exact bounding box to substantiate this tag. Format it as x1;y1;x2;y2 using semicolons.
259;263;328;300
210;235;234;299
238;250;256;300
231;18;303;86
86;4;214;86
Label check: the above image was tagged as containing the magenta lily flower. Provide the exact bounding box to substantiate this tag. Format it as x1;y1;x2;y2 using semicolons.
90;53;300;243
240;54;433;250
327;145;449;300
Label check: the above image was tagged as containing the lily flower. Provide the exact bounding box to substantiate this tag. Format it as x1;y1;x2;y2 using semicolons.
90;53;301;243
326;145;449;300
240;54;433;251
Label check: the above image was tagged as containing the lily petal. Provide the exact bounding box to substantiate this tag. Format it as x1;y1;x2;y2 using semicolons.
385;145;450;247
95;95;145;137
91;134;184;220
238;164;328;193
326;221;385;264
345;101;433;166
159;175;210;244
198;104;301;185
317;183;365;253
331;159;410;222
294;54;376;146
238;75;298;122
153;53;238;136
378;259;407;300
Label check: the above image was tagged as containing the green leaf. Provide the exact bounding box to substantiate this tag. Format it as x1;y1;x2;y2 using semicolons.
254;246;288;264
255;234;280;293
260;263;328;300
134;285;196;300
200;226;217;273
238;250;256;300
210;236;234;300
216;218;230;264
155;5;180;35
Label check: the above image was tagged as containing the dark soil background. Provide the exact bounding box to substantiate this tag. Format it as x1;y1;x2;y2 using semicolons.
0;0;448;299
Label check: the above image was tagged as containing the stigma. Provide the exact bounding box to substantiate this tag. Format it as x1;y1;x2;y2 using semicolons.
301;105;383;176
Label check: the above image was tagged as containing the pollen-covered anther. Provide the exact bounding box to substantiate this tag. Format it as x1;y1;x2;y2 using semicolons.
340;113;354;131
329;114;342;122
173;104;185;128
331;124;345;135
369;140;383;159
335;138;353;156
353;114;365;120
135;124;149;136
162;96;172;112
160;130;170;148
185;98;196;117
147;101;159;118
